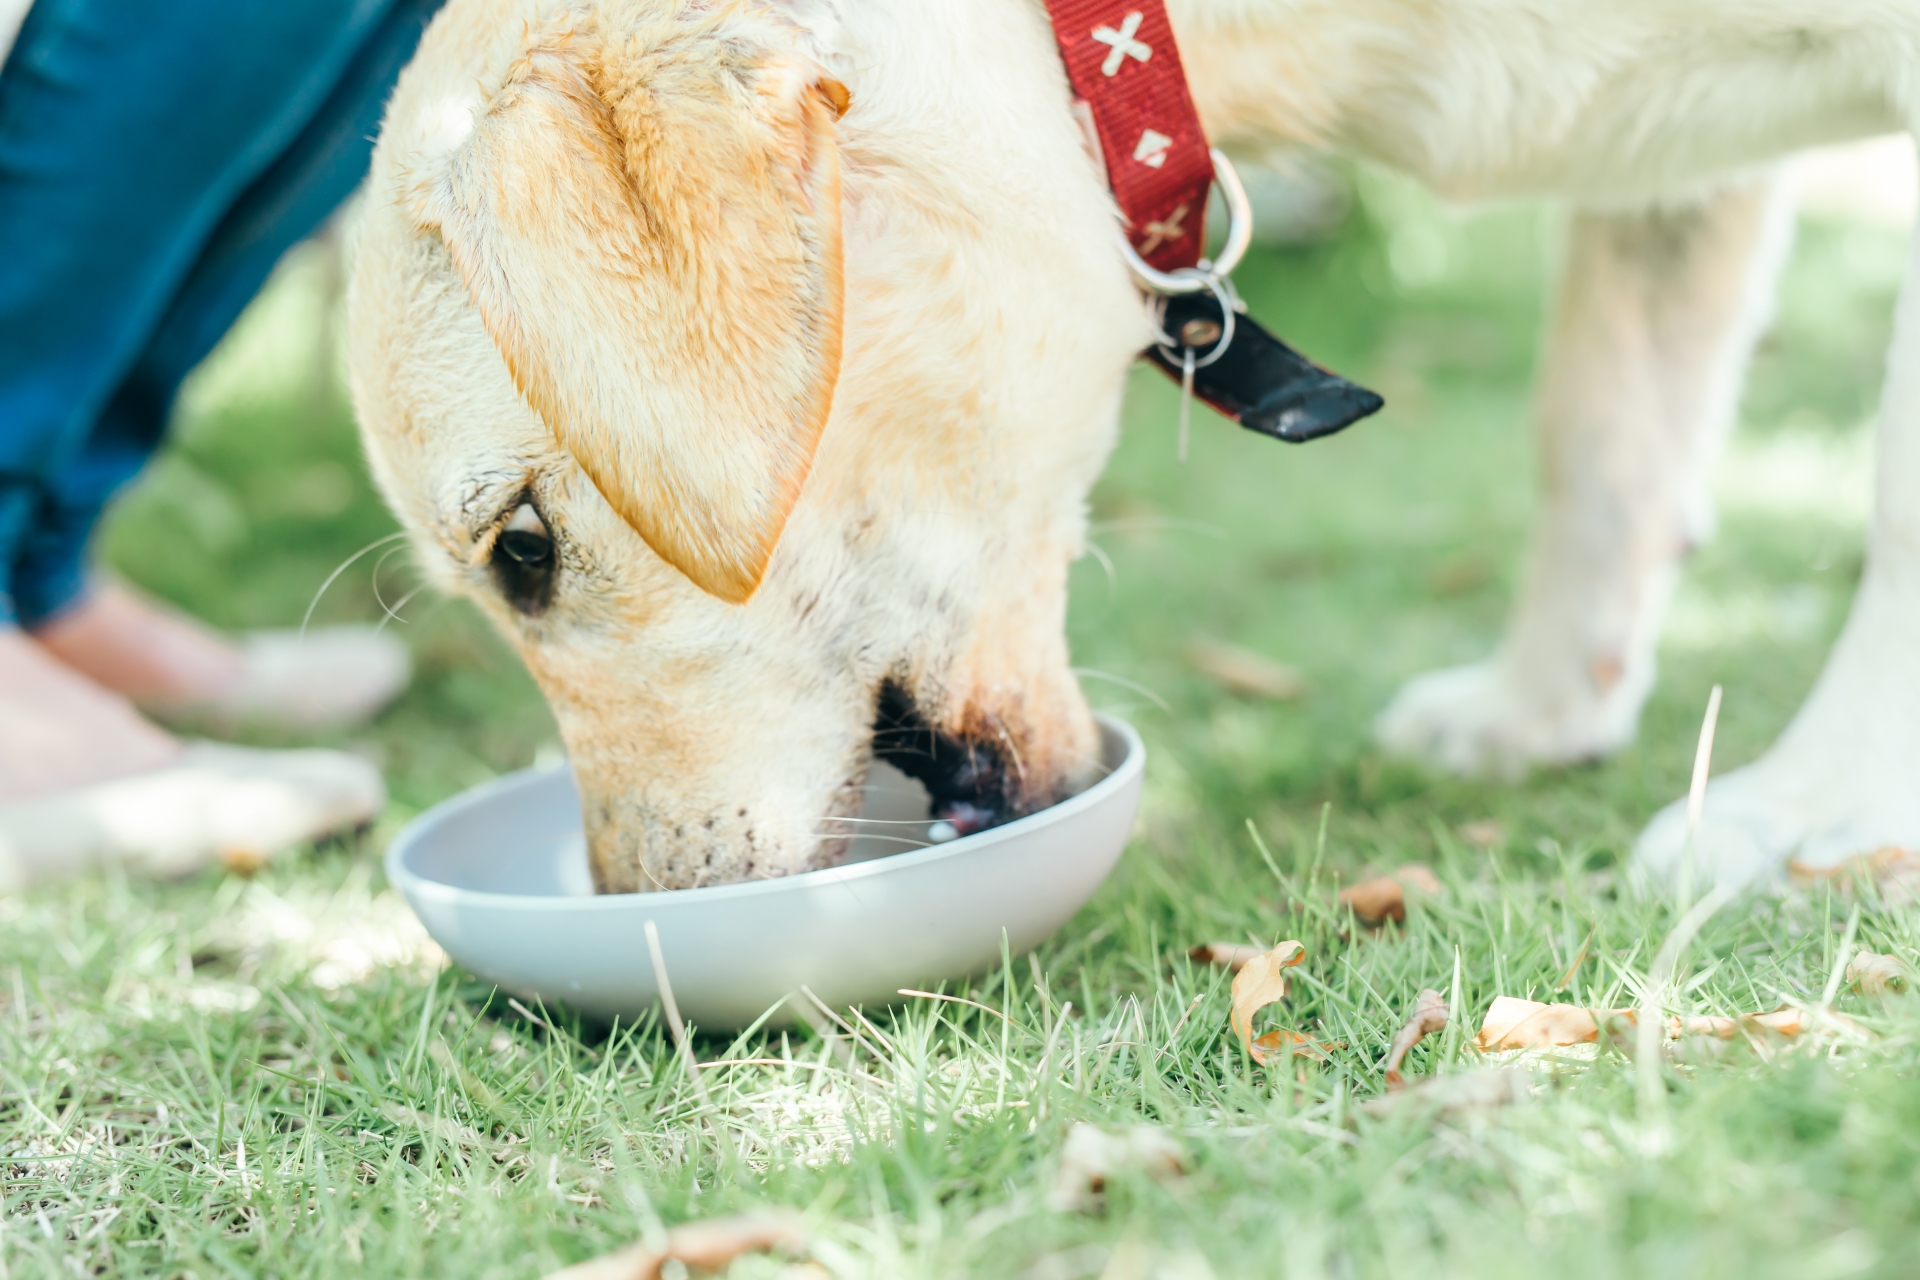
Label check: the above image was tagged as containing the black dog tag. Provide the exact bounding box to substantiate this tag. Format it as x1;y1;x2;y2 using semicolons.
1144;291;1383;443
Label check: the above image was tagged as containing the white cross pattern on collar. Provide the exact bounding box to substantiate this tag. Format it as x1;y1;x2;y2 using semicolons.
1092;11;1152;77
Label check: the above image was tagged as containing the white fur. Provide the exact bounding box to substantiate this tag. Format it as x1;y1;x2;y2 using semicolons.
352;0;1920;891
1378;179;1800;776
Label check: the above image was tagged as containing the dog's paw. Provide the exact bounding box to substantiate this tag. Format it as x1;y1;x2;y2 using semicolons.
1632;583;1920;891
1375;661;1635;778
1631;748;1920;892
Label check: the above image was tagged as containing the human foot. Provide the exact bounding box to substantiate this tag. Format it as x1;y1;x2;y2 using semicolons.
0;627;181;803
32;581;246;705
34;582;410;733
0;742;385;888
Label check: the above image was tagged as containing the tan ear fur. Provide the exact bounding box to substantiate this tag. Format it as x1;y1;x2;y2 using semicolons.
428;13;843;603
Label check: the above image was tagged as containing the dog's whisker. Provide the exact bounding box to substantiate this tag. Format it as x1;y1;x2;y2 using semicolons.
1083;539;1118;606
868;744;942;761
815;833;934;850
368;542;412;622
986;711;1027;782
301;531;408;639
1071;667;1171;714
374;584;429;634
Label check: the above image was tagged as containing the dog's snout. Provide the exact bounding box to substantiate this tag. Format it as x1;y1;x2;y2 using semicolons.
870;679;1014;835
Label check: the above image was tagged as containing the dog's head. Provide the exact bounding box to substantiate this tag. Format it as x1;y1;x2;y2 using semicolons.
349;0;1149;889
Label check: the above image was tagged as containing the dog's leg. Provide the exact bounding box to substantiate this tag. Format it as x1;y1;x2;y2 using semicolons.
1377;178;1795;777
1634;164;1920;889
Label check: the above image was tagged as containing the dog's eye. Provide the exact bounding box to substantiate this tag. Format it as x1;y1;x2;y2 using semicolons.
492;503;556;616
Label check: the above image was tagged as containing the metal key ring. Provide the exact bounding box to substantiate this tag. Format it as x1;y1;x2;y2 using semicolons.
1150;270;1237;370
1119;147;1253;296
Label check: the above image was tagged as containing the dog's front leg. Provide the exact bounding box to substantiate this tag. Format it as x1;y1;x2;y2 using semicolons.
1634;148;1920;889
1377;178;1795;777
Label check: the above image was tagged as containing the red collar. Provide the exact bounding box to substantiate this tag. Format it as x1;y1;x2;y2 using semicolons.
1042;1;1214;275
1039;2;1386;448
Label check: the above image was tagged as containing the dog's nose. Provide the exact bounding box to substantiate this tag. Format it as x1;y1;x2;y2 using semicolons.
869;679;1011;835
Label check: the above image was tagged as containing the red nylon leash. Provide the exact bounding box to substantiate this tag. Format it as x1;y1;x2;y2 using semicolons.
1042;0;1214;275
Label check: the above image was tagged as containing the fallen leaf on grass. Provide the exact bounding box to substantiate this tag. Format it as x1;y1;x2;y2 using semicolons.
1383;989;1449;1087
1229;940;1306;1051
1478;996;1868;1055
1187;636;1306;700
1739;1006;1816;1037
1250;1029;1345;1065
1188;942;1266;972
1337;864;1442;925
1789;846;1910;882
1428;554;1494;597
543;1213;806;1280
1789;846;1920;904
1361;1066;1531;1119
219;847;271;877
1458;819;1505;849
1046;1122;1187;1212
1847;951;1911;996
1669;1004;1865;1042
1475;997;1632;1050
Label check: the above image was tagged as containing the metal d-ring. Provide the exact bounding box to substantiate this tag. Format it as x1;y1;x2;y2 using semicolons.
1119;147;1253;296
1151;270;1237;370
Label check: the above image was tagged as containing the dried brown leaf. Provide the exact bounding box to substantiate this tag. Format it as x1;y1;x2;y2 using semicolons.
219;846;270;877
1475;995;1547;1047
1748;1004;1865;1038
1472;994;1871;1057
1458;819;1506;849
1250;1029;1345;1064
1337;864;1442;924
1429;554;1495;597
1475;997;1634;1050
1847;951;1911;996
1789;846;1920;904
1229;941;1306;1051
1668;1004;1866;1043
1383;989;1449;1087
1046;1122;1187;1212
1789;845;1907;883
1188;942;1267;972
1187;636;1306;700
543;1213;807;1280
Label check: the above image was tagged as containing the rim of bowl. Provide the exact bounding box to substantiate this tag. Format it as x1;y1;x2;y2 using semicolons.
386;714;1144;912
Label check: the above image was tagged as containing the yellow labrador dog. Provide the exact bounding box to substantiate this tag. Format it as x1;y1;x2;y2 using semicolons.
348;0;1920;893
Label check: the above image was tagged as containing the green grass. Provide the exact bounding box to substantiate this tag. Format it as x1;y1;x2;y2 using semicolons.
6;172;1919;1278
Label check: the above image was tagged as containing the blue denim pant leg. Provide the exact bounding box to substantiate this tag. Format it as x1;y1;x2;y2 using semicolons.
0;0;442;627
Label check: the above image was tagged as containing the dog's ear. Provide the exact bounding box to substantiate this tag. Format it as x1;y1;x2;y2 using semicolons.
425;21;845;603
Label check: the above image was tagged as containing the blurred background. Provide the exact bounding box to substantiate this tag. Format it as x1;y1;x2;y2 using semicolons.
98;137;1915;871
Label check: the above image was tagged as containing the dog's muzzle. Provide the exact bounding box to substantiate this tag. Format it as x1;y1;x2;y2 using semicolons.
869;680;1016;837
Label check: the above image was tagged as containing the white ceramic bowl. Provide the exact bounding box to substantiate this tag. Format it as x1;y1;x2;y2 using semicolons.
387;716;1143;1030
